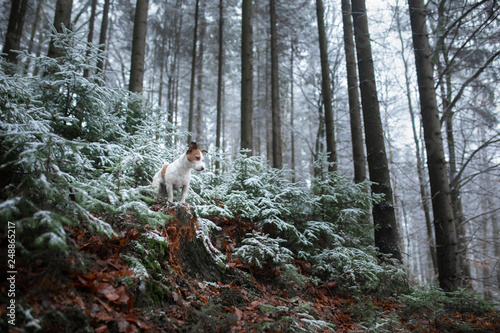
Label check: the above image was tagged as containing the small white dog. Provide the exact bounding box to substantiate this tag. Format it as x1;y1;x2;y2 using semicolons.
152;142;206;203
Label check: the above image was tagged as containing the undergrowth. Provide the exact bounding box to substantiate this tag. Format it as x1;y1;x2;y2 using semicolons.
1;28;497;333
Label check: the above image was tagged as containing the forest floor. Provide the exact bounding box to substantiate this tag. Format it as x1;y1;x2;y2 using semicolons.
3;202;499;333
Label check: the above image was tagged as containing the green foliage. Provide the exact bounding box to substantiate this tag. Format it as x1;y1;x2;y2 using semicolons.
190;151;408;294
0;30;175;259
400;287;496;317
232;231;293;269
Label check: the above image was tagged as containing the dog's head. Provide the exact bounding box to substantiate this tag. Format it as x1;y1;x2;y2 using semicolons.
186;142;207;172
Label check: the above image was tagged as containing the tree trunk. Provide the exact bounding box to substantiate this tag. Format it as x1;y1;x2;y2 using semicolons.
315;0;337;171
290;39;296;181
341;0;366;183
434;1;472;289
441;70;471;289
408;0;459;292
155;204;228;282
158;28;166;107
351;0;402;261
241;0;254;155
47;0;73;59
3;0;29;65
96;0;110;74
24;0;43;73
168;0;183;127
187;0;200;144
395;2;437;277
270;0;282;169
216;0;224;169
83;0;97;78
195;2;206;142
129;0;149;93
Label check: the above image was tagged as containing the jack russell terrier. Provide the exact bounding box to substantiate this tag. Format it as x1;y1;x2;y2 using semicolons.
152;142;206;203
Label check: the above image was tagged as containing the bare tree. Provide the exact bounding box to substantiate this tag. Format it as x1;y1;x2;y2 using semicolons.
241;0;254;155
270;0;282;169
187;0;200;144
408;0;459;291
3;0;28;65
96;0;110;74
129;0;149;93
395;0;437;277
47;0;73;59
216;0;224;167
351;0;402;261
83;0;97;78
315;0;337;171
341;0;365;183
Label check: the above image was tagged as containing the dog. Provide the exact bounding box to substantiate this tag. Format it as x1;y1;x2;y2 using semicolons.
152;142;206;203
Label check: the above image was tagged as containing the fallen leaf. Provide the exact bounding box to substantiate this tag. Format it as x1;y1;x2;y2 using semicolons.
96;282;119;302
234;307;243;320
94;325;108;333
96;297;113;313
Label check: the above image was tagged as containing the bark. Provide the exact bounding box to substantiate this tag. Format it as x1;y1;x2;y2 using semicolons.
158;28;166;107
290;39;296;181
3;0;29;65
216;0;224;167
341;0;366;183
195;2;206;142
270;0;282;169
351;0;402;261
395;2;437;276
187;0;200;144
241;0;254;155
315;0;337;171
441;68;471;288
83;0;97;78
129;0;149;93
24;0;42;73
155;204;231;283
96;0;110;74
168;0;183;127
408;0;459;291
47;0;73;59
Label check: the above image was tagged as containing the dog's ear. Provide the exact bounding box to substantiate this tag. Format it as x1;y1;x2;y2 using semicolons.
187;141;197;153
201;149;208;153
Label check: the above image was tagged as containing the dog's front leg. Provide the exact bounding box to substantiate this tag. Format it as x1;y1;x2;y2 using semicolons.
166;183;174;202
180;184;189;204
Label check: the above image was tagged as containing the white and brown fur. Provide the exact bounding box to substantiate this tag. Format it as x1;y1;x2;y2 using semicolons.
152;142;206;203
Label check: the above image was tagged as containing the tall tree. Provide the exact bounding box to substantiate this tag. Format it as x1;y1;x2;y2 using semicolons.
47;0;73;59
24;0;43;73
187;0;200;144
341;0;365;183
315;0;337;171
195;1;206;142
395;0;437;277
290;38;296;180
128;0;149;93
216;0;224;163
241;0;254;155
83;0;97;78
351;0;402;261
270;0;282;169
96;0;110;74
3;0;29;65
408;0;459;291
167;0;183;127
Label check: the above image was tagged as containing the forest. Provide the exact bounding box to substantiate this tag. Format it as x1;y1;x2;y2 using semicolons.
0;0;499;331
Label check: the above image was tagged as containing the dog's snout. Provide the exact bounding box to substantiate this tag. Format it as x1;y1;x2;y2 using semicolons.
199;166;205;171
